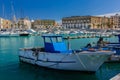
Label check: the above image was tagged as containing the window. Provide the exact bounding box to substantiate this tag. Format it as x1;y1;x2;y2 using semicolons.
50;37;63;43
57;37;63;42
51;38;57;42
45;37;51;43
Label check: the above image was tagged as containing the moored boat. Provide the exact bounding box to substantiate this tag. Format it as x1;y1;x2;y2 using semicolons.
90;34;120;62
19;35;114;72
19;31;30;36
10;32;19;36
105;34;120;62
0;32;10;37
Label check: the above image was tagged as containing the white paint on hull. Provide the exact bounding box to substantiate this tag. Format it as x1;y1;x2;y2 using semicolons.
19;49;113;72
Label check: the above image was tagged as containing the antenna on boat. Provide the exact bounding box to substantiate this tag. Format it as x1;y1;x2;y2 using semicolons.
20;8;25;18
2;3;5;18
67;36;71;50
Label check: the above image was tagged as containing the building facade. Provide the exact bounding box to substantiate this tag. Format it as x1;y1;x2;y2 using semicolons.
62;16;112;29
0;18;4;29
111;14;120;29
32;19;56;29
3;19;12;29
17;18;31;30
0;17;12;29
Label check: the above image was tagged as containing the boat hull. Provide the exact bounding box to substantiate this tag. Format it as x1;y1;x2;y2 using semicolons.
19;33;29;36
19;49;113;72
10;33;19;36
0;33;10;37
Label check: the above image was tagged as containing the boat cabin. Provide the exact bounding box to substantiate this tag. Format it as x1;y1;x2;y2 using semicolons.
42;35;71;53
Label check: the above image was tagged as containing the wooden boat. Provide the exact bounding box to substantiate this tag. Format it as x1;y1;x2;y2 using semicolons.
19;35;114;72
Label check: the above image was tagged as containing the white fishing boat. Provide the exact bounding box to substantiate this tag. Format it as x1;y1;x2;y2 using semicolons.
0;31;10;37
0;31;19;37
10;31;19;36
19;35;114;72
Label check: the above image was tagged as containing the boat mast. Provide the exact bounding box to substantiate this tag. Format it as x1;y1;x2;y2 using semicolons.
2;3;5;18
11;0;17;29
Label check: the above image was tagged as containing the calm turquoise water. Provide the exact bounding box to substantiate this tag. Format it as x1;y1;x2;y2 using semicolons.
0;36;120;80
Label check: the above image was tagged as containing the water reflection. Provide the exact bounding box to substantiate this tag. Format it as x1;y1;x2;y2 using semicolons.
19;62;98;80
18;62;120;80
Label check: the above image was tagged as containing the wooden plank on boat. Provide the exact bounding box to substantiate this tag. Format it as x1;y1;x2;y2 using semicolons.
110;73;120;80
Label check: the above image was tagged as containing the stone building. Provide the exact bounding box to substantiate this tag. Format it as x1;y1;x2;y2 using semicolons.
0;17;12;29
32;19;56;29
62;16;112;29
111;14;120;29
17;18;31;30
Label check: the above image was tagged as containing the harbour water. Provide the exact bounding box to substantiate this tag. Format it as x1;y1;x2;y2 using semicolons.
0;36;120;80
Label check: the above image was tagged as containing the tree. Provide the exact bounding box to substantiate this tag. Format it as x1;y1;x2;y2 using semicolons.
106;22;111;29
92;23;95;29
96;24;101;29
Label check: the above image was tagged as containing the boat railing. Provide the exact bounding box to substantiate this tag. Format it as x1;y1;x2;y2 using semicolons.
19;47;45;52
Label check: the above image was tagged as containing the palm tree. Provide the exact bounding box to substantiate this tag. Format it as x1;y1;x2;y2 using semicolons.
92;23;95;29
111;22;114;29
96;24;101;29
18;23;20;29
106;22;111;29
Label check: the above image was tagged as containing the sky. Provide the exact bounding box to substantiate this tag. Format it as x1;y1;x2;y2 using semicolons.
0;0;120;21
